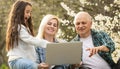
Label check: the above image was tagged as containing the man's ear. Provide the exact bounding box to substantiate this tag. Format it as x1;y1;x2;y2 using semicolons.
91;21;92;25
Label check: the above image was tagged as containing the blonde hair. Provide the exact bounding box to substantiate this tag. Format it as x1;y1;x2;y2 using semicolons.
37;14;59;39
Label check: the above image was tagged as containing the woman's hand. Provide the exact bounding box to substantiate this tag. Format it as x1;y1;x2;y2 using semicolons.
38;62;49;69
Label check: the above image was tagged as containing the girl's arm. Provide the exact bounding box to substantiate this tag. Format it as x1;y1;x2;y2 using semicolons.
19;25;48;48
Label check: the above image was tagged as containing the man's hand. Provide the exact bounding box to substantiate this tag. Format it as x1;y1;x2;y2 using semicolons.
71;62;82;69
86;46;109;57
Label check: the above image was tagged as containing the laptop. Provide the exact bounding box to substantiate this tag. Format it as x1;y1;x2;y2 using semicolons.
45;42;82;65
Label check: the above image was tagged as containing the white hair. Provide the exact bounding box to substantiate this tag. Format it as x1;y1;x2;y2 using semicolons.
73;11;92;25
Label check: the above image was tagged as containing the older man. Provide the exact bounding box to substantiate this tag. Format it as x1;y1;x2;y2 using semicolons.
71;12;115;69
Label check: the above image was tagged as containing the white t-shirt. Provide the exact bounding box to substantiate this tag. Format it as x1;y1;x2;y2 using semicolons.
80;35;111;69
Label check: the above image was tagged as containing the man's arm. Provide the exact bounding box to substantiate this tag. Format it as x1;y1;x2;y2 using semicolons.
87;31;115;57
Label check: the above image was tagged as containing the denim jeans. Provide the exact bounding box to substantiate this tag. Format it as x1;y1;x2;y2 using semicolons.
8;58;38;69
52;65;68;69
79;67;91;69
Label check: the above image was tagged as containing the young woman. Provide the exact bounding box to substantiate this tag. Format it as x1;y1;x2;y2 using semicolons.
36;14;68;69
6;0;49;69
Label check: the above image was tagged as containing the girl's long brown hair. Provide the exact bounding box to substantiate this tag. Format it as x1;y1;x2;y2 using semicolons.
6;0;34;51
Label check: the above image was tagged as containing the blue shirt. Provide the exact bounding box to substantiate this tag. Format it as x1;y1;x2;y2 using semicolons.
36;39;59;63
36;47;46;63
35;39;68;69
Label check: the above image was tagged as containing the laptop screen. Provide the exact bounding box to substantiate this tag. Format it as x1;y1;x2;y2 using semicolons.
45;42;82;65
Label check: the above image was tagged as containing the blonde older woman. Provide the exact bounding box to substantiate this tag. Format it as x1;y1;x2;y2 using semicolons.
36;14;68;69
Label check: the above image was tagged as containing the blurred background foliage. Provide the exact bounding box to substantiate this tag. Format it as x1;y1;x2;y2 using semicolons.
0;0;119;69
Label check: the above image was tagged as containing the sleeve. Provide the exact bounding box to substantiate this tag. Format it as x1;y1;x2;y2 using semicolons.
101;31;115;53
19;25;48;48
